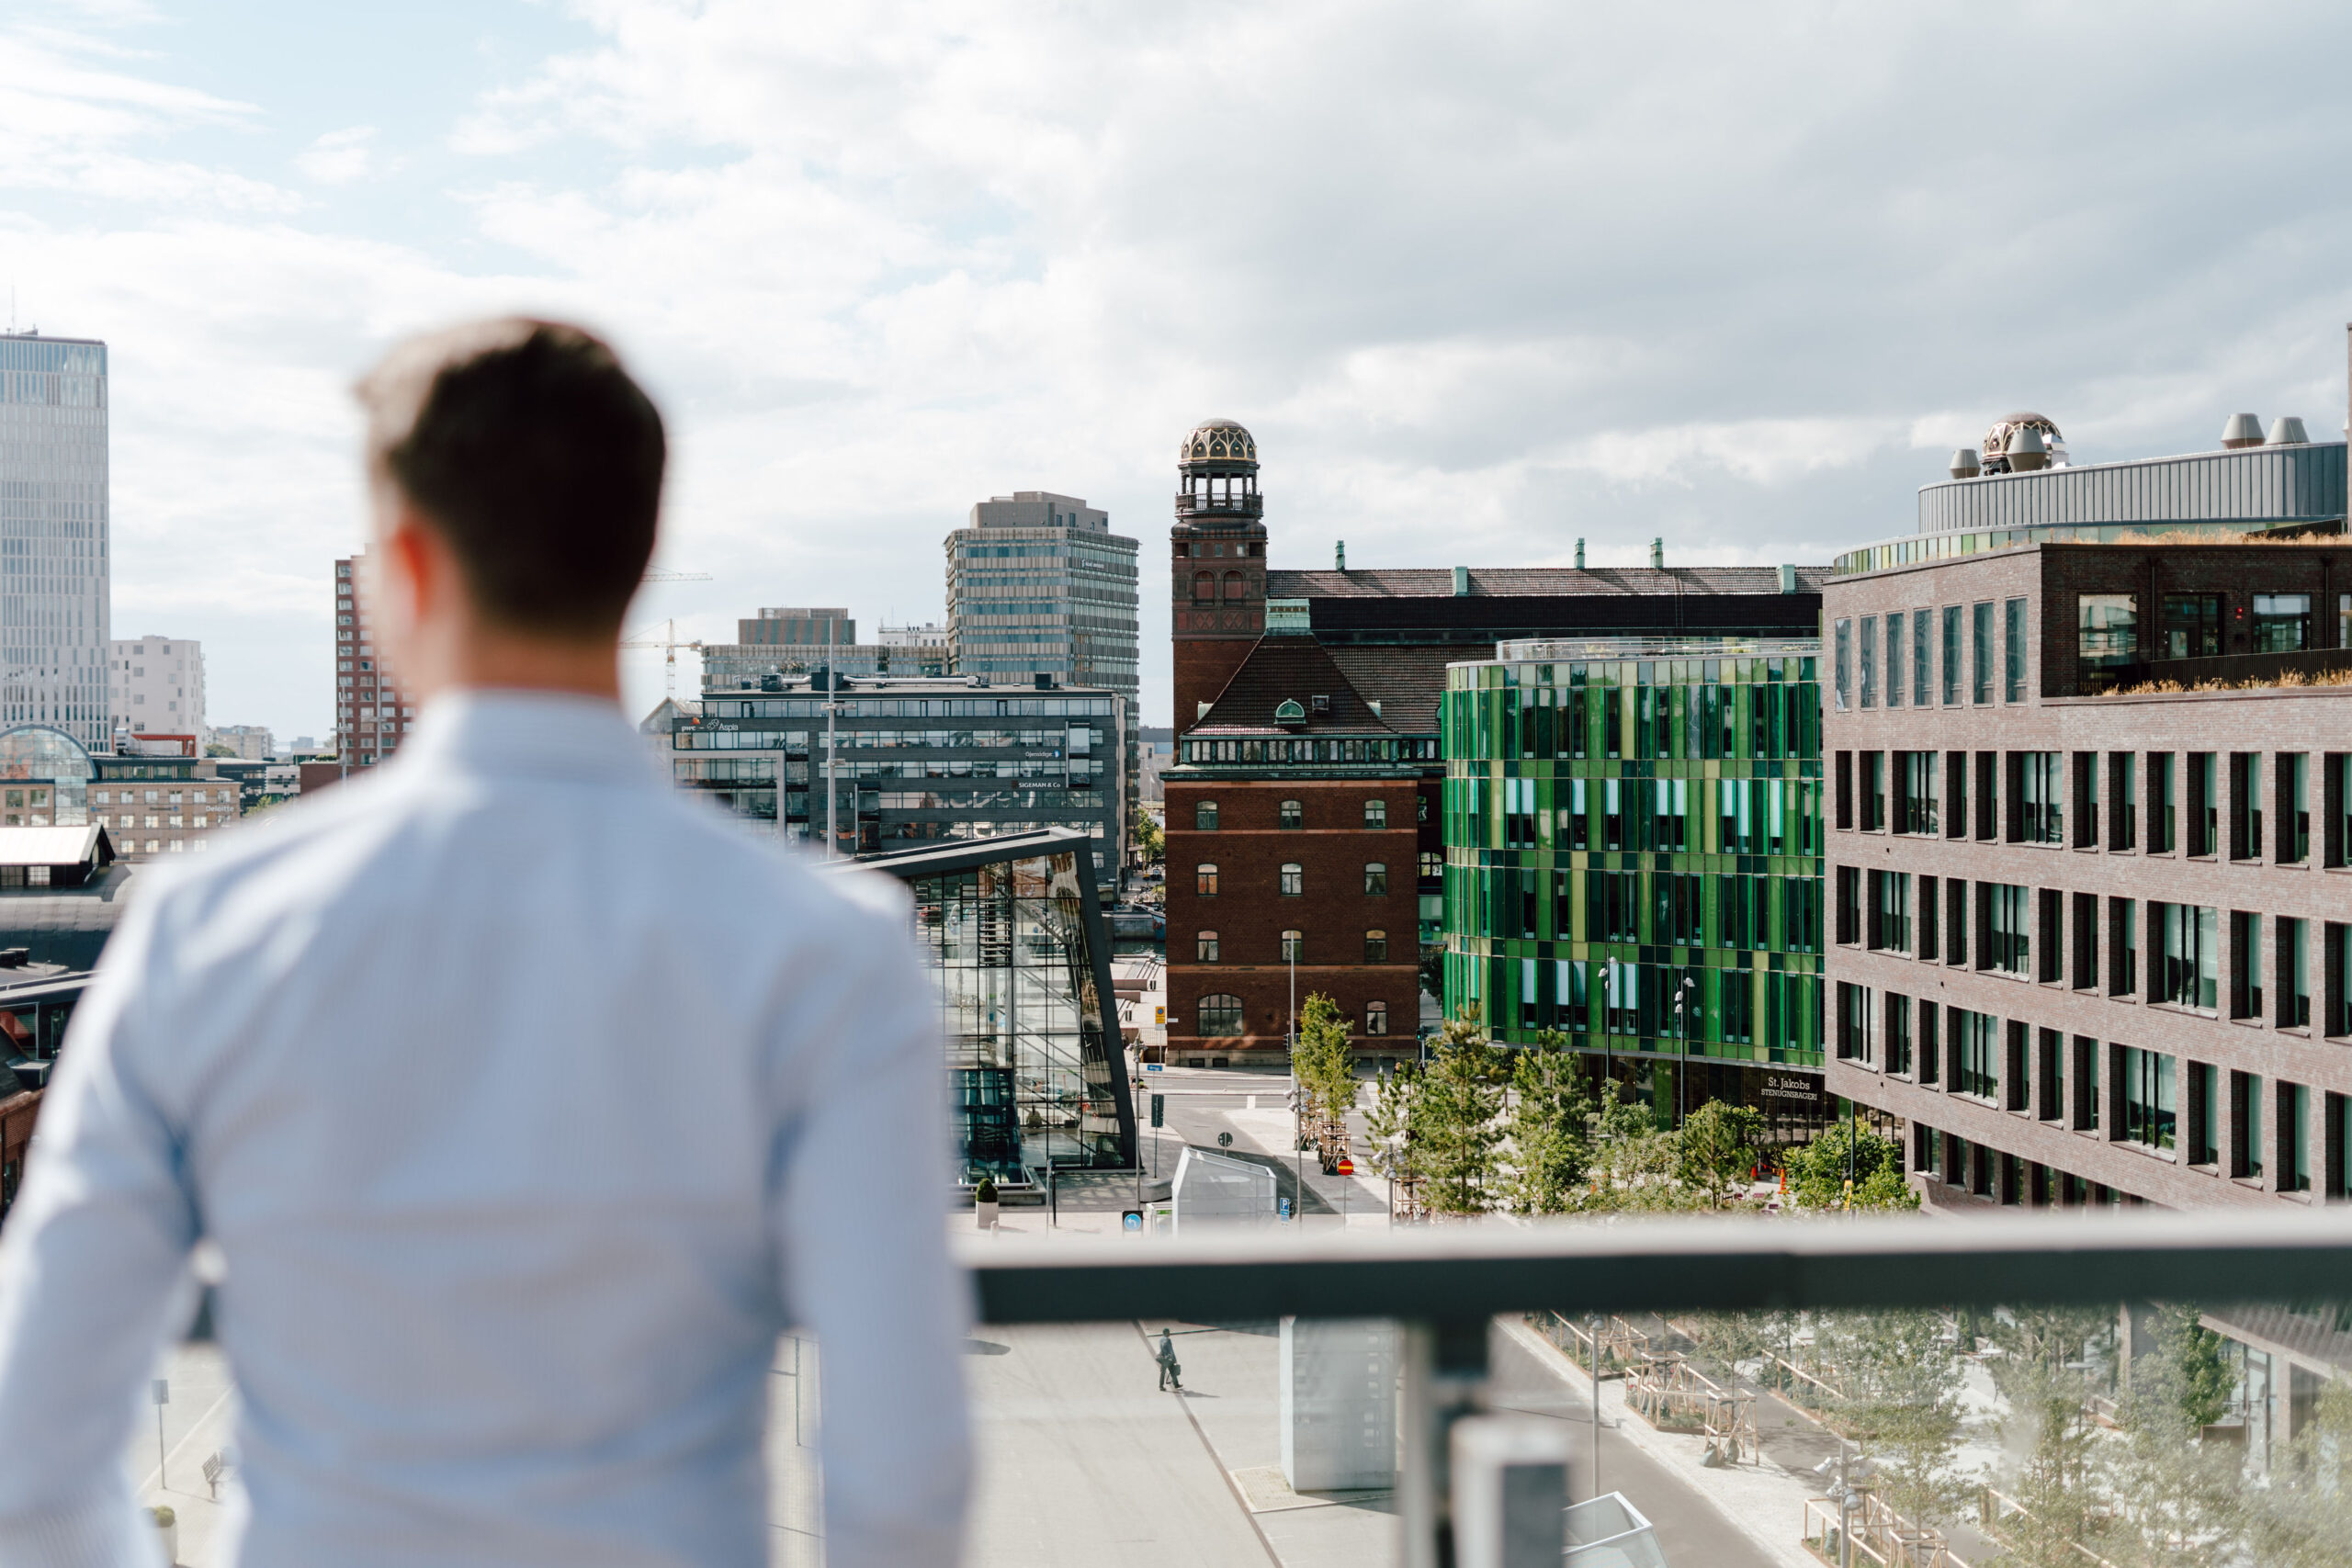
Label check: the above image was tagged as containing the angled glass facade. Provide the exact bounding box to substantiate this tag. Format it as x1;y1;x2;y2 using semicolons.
1442;638;1826;1121
871;836;1136;1185
0;335;108;749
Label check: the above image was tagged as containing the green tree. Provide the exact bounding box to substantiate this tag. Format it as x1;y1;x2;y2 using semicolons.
1292;993;1357;1161
2244;1375;2352;1567
1499;1030;1594;1214
1365;1060;1419;1211
1813;1311;1971;1539
2107;1305;2245;1567
1578;1078;1695;1212
1784;1120;1918;1212
1985;1308;2113;1568
1414;1010;1504;1216
1131;810;1164;863
1674;1100;1763;1208
1418;945;1444;1001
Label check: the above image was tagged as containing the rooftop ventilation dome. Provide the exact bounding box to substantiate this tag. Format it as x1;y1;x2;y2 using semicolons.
2267;415;2310;446
1980;412;2062;474
1181;419;1258;464
2221;412;2264;449
1950;447;1981;479
2006;424;2049;472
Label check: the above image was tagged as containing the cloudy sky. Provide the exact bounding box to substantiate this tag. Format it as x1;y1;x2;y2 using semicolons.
6;0;2352;737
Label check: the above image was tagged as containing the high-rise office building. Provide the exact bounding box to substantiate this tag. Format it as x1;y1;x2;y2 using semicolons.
107;635;204;739
0;333;110;750
332;553;416;768
946;492;1139;851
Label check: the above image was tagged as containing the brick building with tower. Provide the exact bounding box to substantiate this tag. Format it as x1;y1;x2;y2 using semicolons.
1160;416;1826;1065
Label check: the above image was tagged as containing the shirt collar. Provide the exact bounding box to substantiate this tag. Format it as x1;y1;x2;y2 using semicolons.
394;689;659;784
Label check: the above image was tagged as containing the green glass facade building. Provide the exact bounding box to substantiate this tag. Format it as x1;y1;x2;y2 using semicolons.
1442;637;1829;1130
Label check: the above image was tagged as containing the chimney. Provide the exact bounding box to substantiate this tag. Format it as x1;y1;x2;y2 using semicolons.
1335;539;1347;571
1649;537;1664;569
1575;538;1585;570
1779;563;1798;594
1452;566;1470;596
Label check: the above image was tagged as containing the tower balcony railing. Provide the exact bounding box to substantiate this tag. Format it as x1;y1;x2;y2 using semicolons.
1173;492;1264;520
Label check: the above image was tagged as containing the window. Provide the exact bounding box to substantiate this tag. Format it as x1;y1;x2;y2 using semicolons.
2233;1071;2264;1179
2281;1082;2311;1191
1196;931;1220;963
1279;798;1303;829
2334;924;2352;1036
2334;755;2352;869
1222;570;1245;601
1859;615;1876;709
1898;750;1939;835
1836;865;1862;945
1945;878;1967;966
2188;1062;2219;1165
1838;982;1875;1064
1972;602;1994;704
1194;800;1218;831
2120;1047;2177;1153
1946;750;1968;840
2279;753;2309;863
1365;1000;1389;1035
2109;751;2137;852
1861;751;1885;830
1197;994;1244;1037
1886;993;1913;1076
1884;613;1904;707
1280;863;1304;897
1833;617;1851;711
1196;863;1219;896
2161;593;2222;660
2110;897;2138;997
1870;870;1910;953
2230;911;2264;1021
2188;753;2218;856
1363;797;1386;829
2252;592;2312;652
2076;593;2138;693
1280;930;1304;963
2229;753;2262;861
2072;891;2098;989
1192;570;1215;604
2150;752;2176;852
2156;902;2219;1012
1364;929;1388;963
1419;850;1443;880
1941;605;1962;705
1986;883;2030;975
2004;597;2028;702
1912;607;1931;706
2278;917;2309;1028
1956;1010;1998;1100
2018;752;2062;844
1363;863;1387;896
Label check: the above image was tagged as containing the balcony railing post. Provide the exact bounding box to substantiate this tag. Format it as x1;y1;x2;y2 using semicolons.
1400;1315;1491;1568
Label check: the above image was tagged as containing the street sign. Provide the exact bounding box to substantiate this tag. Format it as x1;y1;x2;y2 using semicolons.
1145;1062;1164;1073
1278;1197;1293;1220
1216;1132;1233;1148
1149;1093;1165;1129
1336;1157;1355;1176
1122;1209;1144;1232
151;1380;168;1405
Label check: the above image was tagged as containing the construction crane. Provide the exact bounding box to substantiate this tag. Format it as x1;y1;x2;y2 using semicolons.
620;618;706;701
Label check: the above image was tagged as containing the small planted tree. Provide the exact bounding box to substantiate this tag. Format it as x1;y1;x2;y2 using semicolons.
1499;1029;1594;1215
1292;993;1358;1170
1784;1120;1917;1212
1414;1010;1504;1216
1674;1099;1763;1209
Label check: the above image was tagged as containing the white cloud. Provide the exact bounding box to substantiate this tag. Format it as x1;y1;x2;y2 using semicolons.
295;126;385;186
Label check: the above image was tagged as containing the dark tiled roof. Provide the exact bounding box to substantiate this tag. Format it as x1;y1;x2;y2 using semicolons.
1192;637;1396;736
1324;646;1465;736
0;863;142;972
1268;566;1831;599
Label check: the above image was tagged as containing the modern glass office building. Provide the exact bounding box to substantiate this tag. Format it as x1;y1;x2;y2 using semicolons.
0;334;109;749
1441;637;1827;1132
860;829;1136;1185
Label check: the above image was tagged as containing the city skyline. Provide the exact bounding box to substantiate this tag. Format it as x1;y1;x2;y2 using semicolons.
8;5;2352;740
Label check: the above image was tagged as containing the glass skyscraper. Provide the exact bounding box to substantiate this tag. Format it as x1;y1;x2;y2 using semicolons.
1441;637;1828;1136
947;491;1140;852
0;334;108;750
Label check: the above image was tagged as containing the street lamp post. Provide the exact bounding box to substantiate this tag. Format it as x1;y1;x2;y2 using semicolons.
1674;973;1699;1129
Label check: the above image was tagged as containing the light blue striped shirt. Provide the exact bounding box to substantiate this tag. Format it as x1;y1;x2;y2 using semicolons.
0;692;971;1566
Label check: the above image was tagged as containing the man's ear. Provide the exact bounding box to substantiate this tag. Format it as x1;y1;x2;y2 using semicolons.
382;505;444;628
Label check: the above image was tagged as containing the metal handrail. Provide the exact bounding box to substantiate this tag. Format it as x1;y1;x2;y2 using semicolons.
957;1208;2352;1325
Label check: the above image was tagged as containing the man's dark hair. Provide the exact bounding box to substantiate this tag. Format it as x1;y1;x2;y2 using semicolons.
356;318;664;637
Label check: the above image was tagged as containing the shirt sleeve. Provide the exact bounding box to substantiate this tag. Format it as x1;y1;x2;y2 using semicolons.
0;893;193;1567
769;896;972;1568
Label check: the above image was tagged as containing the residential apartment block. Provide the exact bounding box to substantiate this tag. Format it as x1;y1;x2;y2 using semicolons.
1823;539;2352;1208
333;553;415;768
107;635;203;738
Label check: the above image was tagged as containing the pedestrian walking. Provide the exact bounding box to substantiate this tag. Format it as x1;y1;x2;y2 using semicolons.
1157;1329;1184;1392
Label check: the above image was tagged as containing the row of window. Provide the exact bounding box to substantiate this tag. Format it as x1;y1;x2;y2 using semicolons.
1833;598;2027;710
1453;864;1824;953
1836;865;2352;1032
1193;798;1391;830
1456;773;1823;857
1194;930;1393;964
1844;985;2343;1193
1453;953;1823;1052
1181;737;1436;763
1444;678;1818;763
1191;993;1390;1036
1188;570;1254;604
1193;863;1390;896
1835;747;2352;865
1912;1130;2143;1208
